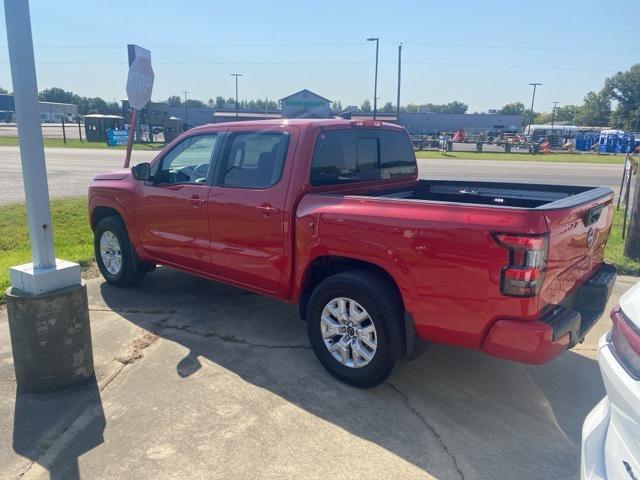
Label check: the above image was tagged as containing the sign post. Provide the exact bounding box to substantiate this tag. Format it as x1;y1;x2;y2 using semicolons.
124;44;154;168
4;0;93;393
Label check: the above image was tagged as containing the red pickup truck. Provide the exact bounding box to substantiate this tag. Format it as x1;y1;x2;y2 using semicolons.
89;119;616;387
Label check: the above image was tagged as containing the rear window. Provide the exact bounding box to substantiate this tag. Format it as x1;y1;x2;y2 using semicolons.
310;129;417;186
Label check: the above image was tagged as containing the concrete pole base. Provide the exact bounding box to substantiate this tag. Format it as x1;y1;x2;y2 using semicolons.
6;281;94;393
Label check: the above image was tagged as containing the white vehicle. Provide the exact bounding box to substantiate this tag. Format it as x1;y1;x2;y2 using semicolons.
581;282;640;480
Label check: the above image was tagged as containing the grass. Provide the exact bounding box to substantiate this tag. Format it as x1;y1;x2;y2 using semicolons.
1;196;638;303
0;136;164;150
416;150;625;164
0;197;94;303
605;208;640;275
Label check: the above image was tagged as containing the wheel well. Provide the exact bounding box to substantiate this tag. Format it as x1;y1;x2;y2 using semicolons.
299;256;404;320
91;206;122;231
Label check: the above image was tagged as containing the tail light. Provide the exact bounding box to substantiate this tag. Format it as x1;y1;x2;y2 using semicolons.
610;306;640;379
494;233;548;297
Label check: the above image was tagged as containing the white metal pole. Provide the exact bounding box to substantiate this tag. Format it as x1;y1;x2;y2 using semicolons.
4;0;56;269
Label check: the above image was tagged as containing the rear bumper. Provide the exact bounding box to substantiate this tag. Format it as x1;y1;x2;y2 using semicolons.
482;263;616;364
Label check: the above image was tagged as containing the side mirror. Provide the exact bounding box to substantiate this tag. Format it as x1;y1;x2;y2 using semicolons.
131;162;151;181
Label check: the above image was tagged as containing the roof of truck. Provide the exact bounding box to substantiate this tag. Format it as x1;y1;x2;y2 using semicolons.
188;118;407;133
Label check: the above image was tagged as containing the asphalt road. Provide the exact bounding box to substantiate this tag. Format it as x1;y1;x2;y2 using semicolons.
0;145;625;205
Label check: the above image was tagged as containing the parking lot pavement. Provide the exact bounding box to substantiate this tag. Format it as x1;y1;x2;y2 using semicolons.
1;269;636;480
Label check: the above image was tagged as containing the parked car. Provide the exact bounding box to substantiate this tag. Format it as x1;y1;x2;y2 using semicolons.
89;119;616;387
581;282;640;480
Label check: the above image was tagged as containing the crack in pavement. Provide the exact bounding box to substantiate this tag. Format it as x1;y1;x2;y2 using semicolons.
387;382;466;480
152;317;311;350
89;307;177;314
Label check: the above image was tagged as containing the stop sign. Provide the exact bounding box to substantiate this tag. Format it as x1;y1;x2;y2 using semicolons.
126;45;154;110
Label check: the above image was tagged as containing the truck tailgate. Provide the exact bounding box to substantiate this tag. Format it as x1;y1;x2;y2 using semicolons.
540;192;614;307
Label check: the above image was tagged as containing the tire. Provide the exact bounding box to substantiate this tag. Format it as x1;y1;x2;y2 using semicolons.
94;216;148;287
306;270;404;388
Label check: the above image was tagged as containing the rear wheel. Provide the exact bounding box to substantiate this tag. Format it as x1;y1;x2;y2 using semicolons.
94;216;149;286
306;271;404;388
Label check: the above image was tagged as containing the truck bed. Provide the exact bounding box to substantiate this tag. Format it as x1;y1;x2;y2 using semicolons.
361;179;612;210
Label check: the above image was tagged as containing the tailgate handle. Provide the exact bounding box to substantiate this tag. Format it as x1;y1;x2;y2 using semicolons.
584;205;604;226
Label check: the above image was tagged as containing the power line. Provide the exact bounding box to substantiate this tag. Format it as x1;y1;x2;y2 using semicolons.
0;59;619;72
402;41;639;54
0;42;365;49
0;41;635;54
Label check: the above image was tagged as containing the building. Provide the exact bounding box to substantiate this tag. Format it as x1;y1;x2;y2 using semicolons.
0;94;78;123
39;101;78;123
280;89;331;118
398;112;523;135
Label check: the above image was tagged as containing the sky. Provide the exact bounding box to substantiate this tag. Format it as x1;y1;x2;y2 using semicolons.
0;0;638;113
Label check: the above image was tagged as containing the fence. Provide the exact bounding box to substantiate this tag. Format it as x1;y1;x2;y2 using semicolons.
0;121;85;141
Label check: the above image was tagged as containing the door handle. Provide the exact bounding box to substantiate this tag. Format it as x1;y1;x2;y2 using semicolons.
257;204;279;216
189;195;206;207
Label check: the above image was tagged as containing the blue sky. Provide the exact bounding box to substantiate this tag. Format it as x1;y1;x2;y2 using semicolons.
0;0;638;112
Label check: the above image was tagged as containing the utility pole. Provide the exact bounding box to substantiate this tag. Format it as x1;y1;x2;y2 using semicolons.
625;156;640;259
551;101;559;130
182;90;189;125
4;0;92;394
230;73;242;118
528;82;542;134
367;37;379;120
396;42;402;121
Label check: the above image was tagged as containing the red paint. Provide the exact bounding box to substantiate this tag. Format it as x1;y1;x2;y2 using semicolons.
89;119;614;365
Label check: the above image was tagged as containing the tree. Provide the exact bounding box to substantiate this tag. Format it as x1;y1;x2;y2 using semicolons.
360;99;372;112
443;101;468;114
381;101;395;113
575;90;611;126
39;87;77;104
166;95;182;107
498;102;526;116
331;100;343;112
605;63;640;131
555;105;579;123
534;112;552;124
399;101;468;114
185;99;206;108
211;96;225;109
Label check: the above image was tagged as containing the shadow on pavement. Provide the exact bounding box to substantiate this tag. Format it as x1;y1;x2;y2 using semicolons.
98;267;604;480
12;376;105;480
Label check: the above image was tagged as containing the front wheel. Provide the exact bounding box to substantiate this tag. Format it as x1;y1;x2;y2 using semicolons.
306;271;404;388
94;216;148;286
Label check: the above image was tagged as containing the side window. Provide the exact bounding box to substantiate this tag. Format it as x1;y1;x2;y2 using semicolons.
154;134;218;185
221;132;289;189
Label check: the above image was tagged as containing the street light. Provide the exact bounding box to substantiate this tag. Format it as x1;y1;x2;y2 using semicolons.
230;73;243;118
528;82;542;134
367;37;379;120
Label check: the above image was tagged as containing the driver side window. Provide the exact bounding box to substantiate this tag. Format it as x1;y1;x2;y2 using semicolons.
154;134;218;185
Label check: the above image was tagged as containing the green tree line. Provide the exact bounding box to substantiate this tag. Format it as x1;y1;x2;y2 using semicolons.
2;63;637;128
498;64;640;130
